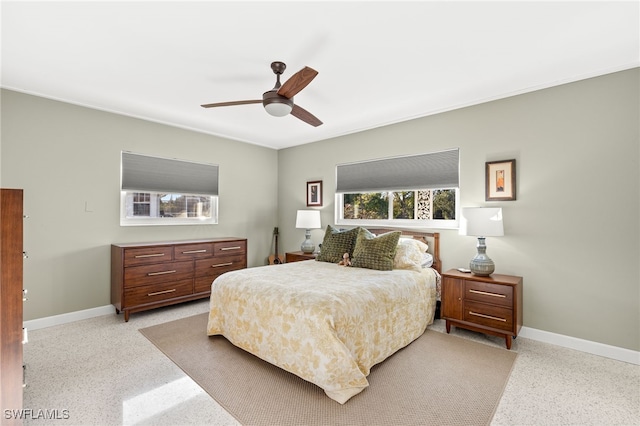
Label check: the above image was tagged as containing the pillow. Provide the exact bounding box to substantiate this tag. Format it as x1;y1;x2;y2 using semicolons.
351;229;402;271
393;238;430;271
316;226;360;263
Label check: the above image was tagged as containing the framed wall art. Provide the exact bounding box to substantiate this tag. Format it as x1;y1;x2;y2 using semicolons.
486;159;516;201
306;180;323;207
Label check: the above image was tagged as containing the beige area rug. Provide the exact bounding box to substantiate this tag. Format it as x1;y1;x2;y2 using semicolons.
140;313;517;426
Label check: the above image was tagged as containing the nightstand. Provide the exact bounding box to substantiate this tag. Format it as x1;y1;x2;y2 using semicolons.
285;251;317;263
441;269;523;349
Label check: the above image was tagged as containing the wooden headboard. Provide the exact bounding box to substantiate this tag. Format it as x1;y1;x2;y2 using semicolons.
367;228;441;273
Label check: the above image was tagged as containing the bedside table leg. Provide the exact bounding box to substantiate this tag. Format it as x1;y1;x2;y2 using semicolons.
445;320;451;334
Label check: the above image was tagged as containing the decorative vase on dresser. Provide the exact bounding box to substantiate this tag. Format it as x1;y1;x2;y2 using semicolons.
1;189;25;425
441;269;523;349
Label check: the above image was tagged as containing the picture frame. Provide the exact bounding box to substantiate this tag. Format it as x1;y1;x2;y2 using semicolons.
306;180;323;207
486;159;516;201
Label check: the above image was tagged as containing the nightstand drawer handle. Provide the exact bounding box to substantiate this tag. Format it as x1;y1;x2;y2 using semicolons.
211;262;234;268
182;249;207;254
148;289;176;296
135;253;165;258
220;246;242;251
469;289;506;298
147;270;176;276
469;311;507;322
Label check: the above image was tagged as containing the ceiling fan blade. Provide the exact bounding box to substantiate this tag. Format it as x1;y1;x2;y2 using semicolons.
201;100;262;108
291;104;323;127
277;66;318;99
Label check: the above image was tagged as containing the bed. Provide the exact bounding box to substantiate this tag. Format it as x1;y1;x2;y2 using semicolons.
207;227;441;404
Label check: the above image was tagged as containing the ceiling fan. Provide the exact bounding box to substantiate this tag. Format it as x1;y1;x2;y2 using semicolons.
201;61;322;127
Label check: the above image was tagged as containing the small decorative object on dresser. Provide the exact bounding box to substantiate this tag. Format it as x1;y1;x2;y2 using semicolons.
111;238;247;321
441;269;522;349
285;251;317;263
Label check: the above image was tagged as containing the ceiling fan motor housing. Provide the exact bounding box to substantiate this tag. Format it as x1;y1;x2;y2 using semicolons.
263;90;293;117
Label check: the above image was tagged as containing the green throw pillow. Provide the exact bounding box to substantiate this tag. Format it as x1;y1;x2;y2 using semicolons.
351;230;402;271
316;226;360;263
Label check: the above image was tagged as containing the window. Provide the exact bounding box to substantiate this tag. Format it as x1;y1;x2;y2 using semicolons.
120;152;218;226
335;149;459;229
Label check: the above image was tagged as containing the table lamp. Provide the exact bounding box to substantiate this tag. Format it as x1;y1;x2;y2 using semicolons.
459;207;504;276
296;210;321;253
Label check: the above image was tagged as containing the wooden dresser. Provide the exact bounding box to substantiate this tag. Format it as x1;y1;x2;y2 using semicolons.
1;189;25;424
441;269;523;349
111;238;247;321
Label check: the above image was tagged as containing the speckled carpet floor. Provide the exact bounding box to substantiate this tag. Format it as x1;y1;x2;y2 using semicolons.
140;313;517;426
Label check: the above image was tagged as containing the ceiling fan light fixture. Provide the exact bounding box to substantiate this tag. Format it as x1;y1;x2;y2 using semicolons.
263;90;294;117
264;101;293;117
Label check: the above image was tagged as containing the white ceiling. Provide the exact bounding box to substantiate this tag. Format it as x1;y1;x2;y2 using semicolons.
2;1;638;150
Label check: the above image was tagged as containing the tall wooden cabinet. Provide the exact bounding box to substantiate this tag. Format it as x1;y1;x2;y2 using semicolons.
1;189;24;425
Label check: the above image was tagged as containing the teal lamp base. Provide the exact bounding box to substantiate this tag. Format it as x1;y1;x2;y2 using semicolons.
469;237;495;276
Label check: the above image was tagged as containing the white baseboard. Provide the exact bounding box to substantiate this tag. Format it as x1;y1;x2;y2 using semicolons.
24;306;639;365
24;305;115;331
519;326;639;365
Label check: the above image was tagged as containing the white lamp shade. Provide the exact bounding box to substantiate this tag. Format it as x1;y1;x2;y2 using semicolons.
296;210;321;229
459;207;504;237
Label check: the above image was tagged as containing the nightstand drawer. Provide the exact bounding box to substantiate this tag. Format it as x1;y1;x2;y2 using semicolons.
464;301;513;332
286;251;317;263
465;281;513;307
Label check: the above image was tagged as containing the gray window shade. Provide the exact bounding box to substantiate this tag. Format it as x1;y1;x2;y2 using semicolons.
121;152;219;196
336;149;459;193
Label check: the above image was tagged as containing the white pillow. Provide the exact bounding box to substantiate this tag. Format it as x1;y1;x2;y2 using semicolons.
393;238;430;271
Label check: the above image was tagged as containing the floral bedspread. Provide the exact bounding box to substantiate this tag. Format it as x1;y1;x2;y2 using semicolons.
207;260;438;404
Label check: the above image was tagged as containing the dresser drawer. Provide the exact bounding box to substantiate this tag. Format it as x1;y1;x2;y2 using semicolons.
174;243;214;260
464;301;513;332
195;254;246;278
124;280;194;306
464;280;513;307
123;246;173;267
213;240;246;256
123;260;194;288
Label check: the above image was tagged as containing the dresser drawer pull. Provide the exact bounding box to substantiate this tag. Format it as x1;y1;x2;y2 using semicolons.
147;289;176;296
135;253;166;259
147;270;176;276
469;311;507;322
220;246;242;251
469;289;506;298
211;262;234;268
182;249;208;254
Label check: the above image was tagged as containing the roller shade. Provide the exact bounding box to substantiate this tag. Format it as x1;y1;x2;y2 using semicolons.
336;149;459;193
121;152;219;196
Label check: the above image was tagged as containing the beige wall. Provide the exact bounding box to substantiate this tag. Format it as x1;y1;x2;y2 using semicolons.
1;90;279;321
277;68;639;351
